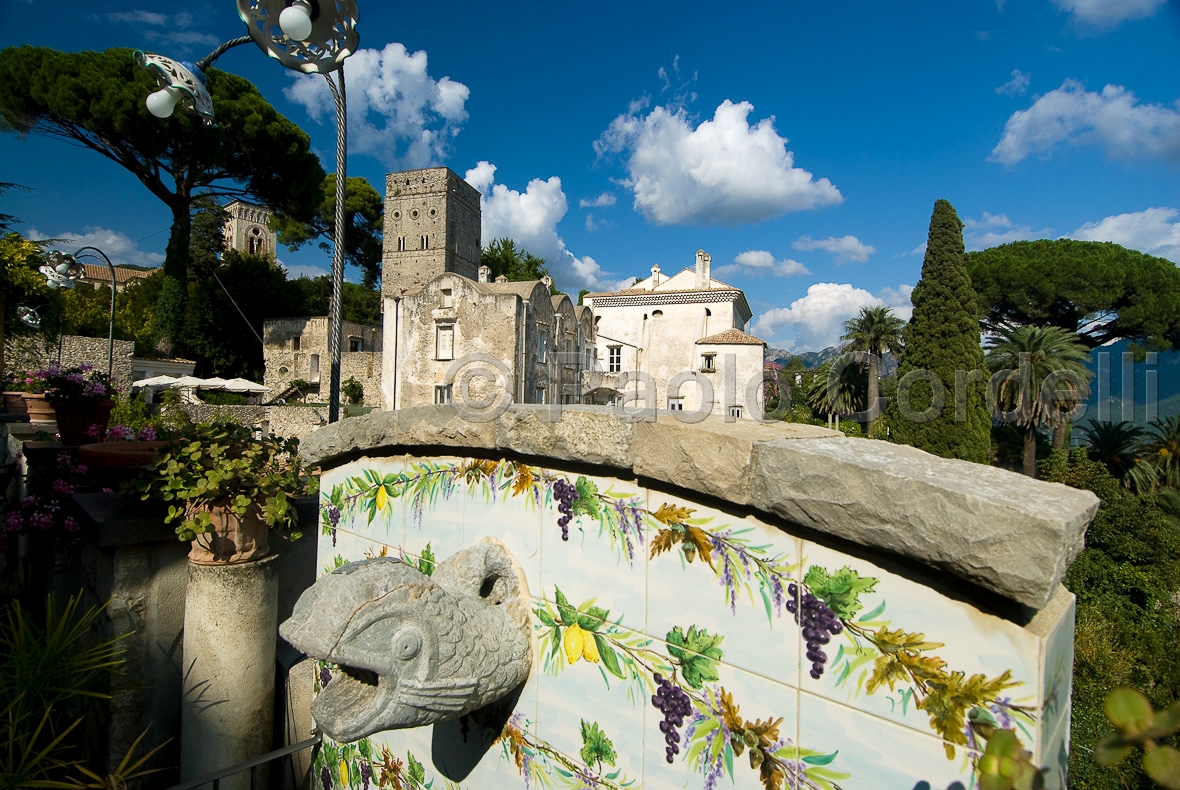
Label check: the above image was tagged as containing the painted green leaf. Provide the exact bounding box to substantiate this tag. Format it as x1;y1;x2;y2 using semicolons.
858;600;888;622
407;752;426;784
577;605;610;632
579;720;618;768
535;607;556;627
554;586;579;625
801;750;839;766
572;476;602;519
416;544;436;576
804;565;879;620
594;634;626;679
666;625;724;689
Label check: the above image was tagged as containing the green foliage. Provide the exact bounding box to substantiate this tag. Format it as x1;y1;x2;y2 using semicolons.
1079;420;1155;491
414;544;435;577
0;46;325;353
0;594;129;787
342;376;364;405
840;305;905;432
571;476;602;520
976;729;1046;790
1043;448;1180;788
666;625;724;689
1095;689;1180;789
481;238;552;288
804;355;867;420
966;239;1180;350
1145;416;1180;490
273;174;384;289
125;420;308;542
887;200;990;463
803;565;878;620
287;275;381;325
578;720;618;770
985;325;1093;476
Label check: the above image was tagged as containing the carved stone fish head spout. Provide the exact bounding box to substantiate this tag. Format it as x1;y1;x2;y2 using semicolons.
280;538;533;743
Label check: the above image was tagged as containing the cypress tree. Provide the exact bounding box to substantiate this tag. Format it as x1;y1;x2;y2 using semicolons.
888;199;990;463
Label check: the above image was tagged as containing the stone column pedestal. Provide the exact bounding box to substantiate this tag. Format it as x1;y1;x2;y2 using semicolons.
181;554;279;790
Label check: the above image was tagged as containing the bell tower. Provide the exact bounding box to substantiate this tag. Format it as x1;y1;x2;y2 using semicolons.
381;167;482;297
223;200;277;256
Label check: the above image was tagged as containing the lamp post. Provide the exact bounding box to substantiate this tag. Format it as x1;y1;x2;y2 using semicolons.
136;1;358;422
42;247;117;381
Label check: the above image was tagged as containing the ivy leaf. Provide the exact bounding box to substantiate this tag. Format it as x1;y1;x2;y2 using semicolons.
653;502;695;526
667;625;724;689
406;752;426;784
579;720;618;768
804;565;879;620
571;476;602;519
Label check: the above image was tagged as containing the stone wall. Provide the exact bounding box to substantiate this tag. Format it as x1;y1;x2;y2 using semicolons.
5;335;135;390
297;405;1099;790
175;404;328;440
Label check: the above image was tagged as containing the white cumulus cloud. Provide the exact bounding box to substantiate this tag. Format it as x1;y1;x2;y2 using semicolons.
749;283;913;352
27;227;164;270
1066;207;1180;263
996;70;1030;97
103;11;219;51
962;212;1052;249
463;162;627;292
595;99;842;226
793;235;875;263
579;193;617;209
713;250;810;279
1051;0;1166;29
991;80;1180;166
285;43;470;169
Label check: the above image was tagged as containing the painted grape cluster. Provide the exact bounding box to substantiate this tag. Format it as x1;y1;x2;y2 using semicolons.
786;583;842;679
651;674;692;764
552;477;576;540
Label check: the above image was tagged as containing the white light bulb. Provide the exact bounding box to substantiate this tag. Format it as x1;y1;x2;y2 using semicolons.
279;2;314;41
146;86;182;119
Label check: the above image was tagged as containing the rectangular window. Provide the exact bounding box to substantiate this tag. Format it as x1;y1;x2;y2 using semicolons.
441;288;453;308
729;406;743;419
668;397;685;411
608;346;621;373
434;384;452;404
421;235;430;249
309;354;320;383
436;325;454;360
536;387;546;404
349;337;362;352
538;331;548;363
292;335;301;351
701;354;716;372
397;236;407;252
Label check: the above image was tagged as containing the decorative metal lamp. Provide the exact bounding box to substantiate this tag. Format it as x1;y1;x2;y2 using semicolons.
134;52;217;124
17;306;41;330
40;251;85;290
236;0;359;73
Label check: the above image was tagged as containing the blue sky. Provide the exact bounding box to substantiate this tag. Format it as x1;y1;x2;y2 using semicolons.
2;0;1179;351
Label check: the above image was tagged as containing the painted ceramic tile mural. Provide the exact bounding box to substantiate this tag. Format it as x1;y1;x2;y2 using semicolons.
311;455;1069;790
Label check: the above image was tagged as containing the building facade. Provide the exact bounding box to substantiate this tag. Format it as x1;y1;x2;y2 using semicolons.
262;317;384;407
583;250;766;419
223;200;277;257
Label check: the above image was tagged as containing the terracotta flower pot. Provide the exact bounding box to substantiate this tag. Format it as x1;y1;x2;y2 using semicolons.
22;393;56;423
3;392;28;417
78;441;168;469
188;500;271;565
51;398;115;446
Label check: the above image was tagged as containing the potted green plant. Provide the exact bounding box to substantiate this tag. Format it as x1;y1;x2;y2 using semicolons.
125;420;308;564
40;363;117;445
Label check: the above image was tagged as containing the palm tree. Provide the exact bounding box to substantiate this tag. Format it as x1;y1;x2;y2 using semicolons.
805;354;867;430
1144;415;1180;489
840;305;905;432
985;325;1093;478
1077;419;1155;491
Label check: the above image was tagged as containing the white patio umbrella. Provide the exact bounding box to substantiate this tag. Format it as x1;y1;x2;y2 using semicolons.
223;378;271;393
198;377;231;390
172;375;212;389
133;375;178;388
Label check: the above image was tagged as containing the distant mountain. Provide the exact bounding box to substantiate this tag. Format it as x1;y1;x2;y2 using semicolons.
764;346;841;369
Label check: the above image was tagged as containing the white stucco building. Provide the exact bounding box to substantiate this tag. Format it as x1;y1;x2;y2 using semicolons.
583;251;766;420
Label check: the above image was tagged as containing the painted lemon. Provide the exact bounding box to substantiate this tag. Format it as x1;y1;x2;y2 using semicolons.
375;485;388;510
563;623;585;664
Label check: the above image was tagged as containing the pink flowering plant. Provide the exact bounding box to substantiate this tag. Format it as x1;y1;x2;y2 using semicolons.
86;423;168;442
3;451;90;538
41;363;116;403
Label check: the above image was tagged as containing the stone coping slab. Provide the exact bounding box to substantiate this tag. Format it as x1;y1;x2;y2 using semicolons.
300;405;1098;610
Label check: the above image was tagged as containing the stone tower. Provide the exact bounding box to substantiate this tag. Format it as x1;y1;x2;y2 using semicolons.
223;200;277;256
382;167;482;297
